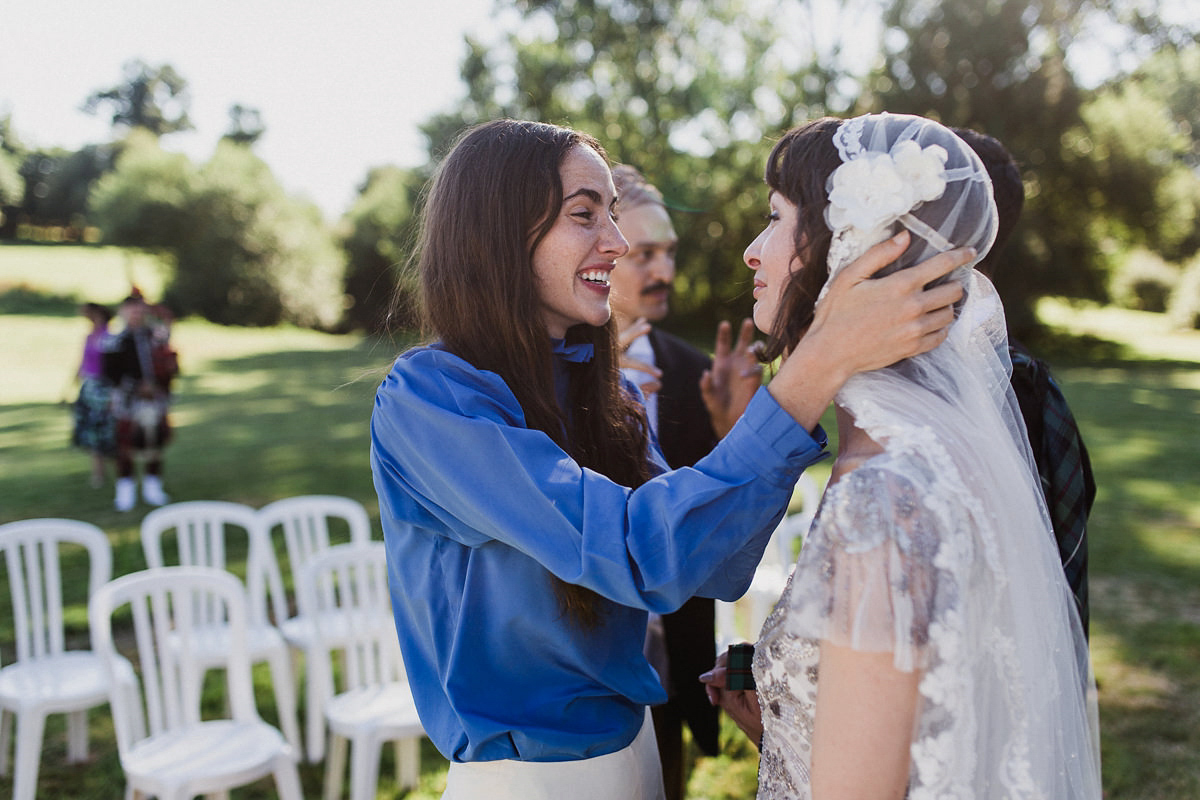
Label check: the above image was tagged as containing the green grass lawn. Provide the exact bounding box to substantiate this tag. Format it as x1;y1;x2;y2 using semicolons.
2;243;1199;798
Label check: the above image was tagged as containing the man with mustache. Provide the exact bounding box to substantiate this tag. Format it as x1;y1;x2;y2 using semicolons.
610;165;761;800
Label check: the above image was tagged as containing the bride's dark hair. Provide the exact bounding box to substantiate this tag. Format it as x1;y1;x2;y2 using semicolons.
758;118;844;363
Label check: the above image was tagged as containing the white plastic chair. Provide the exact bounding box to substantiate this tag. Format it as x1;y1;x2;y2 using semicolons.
716;473;824;648
297;542;423;800
139;500;301;756
0;518;133;800
88;565;302;800
257;495;373;762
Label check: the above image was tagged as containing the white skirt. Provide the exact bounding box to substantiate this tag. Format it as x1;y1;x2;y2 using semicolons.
442;707;665;800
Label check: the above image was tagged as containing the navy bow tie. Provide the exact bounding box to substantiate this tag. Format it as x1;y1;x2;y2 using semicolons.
551;338;594;363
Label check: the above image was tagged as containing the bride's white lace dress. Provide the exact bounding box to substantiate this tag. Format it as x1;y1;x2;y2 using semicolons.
753;445;1099;799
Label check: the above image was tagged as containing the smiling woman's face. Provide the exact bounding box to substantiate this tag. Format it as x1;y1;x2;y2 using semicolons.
531;145;629;338
743;192;803;333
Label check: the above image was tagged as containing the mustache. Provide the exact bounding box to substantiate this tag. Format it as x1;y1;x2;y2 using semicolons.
640;282;672;297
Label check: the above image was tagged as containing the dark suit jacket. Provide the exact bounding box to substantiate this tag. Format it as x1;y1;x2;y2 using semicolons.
648;328;721;756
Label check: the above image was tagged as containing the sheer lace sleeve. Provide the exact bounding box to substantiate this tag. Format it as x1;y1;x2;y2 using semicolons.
780;451;971;673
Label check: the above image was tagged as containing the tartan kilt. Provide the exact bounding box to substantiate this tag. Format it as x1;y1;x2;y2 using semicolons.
71;378;117;455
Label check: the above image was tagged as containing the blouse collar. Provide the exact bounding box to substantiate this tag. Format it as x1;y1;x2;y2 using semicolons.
550;338;594;363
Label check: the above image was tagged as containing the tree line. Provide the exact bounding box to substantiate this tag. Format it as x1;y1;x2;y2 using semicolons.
2;0;1198;335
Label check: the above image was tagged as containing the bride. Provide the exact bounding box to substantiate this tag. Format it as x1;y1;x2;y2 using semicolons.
702;113;1102;799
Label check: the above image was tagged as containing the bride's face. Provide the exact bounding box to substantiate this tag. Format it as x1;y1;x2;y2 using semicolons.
743;192;803;333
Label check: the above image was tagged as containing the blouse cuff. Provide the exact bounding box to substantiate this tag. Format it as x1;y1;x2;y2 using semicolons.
726;388;830;486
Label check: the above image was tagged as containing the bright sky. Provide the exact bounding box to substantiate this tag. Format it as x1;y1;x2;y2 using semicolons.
1;0;497;219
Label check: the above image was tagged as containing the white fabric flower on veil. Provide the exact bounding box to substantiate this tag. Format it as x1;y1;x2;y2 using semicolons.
826;140;949;234
892;140;949;204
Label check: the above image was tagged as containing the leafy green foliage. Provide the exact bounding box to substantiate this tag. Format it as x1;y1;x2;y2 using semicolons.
1110;248;1179;312
340;165;423;332
418;0;874;330
409;0;1199;337
222;104;266;146
90;135;347;329
89;130;196;250
1167;254;1200;330
0;148;21;208
865;0;1106;334
15;144;115;231
1083;81;1198;258
81;59;194;138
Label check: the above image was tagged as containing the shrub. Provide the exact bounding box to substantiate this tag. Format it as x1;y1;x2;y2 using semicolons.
341;166;421;332
1110;248;1179;312
91;135;346;329
1167;254;1200;330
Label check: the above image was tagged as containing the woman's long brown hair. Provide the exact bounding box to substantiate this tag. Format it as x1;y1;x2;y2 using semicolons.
758;117;844;362
405;119;654;628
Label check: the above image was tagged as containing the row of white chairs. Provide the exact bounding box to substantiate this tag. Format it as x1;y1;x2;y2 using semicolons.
715;473;824;650
0;495;426;800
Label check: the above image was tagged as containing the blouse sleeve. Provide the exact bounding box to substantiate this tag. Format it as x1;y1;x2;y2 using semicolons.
780;457;965;672
370;347;827;613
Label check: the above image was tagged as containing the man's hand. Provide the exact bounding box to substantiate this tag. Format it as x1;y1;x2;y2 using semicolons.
699;647;764;749
700;318;762;437
616;317;662;395
769;231;974;431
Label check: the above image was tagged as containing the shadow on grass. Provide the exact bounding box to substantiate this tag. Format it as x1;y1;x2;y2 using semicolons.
1055;355;1200;796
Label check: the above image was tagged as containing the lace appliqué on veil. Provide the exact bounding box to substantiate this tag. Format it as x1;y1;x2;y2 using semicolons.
753;449;1037;800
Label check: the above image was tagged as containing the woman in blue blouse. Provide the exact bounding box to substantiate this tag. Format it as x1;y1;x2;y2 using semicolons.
369;119;974;799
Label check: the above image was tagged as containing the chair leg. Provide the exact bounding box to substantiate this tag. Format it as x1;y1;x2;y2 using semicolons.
397;736;421;790
66;708;89;762
274;753;305;800
12;711;47;800
0;708;11;775
304;647;334;762
324;732;348;800
349;734;382;800
266;649;302;757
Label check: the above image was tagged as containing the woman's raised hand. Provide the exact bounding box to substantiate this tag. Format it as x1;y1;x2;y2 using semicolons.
768;231;975;431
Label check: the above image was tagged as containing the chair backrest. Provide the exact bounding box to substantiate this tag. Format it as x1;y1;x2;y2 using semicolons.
296;542;399;690
88;566;259;757
0;518;111;663
763;473;824;572
140;501;287;630
257;496;372;618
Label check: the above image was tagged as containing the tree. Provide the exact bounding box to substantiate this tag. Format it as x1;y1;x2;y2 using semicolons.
410;0;1196;335
341;165;423;332
1082;80;1199;261
0;117;23;237
0;114;23;207
91;134;347;329
418;0;890;333
223;104;266;146
82;59;194;138
89;129;196;250
861;0;1199;335
169;141;346;328
862;0;1109;335
0;150;21;209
